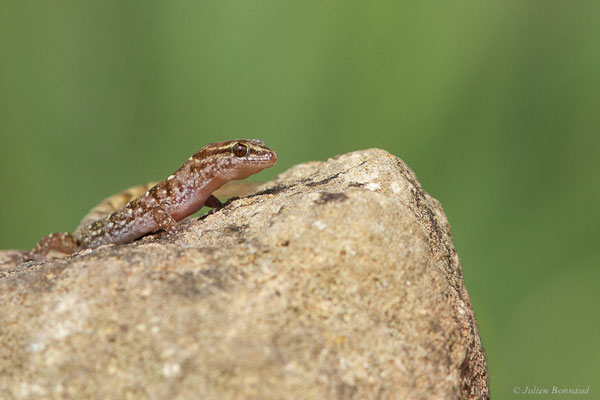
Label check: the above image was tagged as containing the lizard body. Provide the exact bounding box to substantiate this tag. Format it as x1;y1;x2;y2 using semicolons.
33;139;277;256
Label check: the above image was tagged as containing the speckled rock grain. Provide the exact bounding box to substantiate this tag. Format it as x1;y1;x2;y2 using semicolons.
0;149;488;400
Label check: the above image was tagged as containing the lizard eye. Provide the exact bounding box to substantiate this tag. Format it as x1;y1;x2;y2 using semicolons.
232;142;249;157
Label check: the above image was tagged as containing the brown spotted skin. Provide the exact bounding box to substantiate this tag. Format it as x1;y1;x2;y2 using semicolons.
33;139;277;256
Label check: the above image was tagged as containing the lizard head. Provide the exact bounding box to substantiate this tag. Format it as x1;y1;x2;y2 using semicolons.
198;139;278;181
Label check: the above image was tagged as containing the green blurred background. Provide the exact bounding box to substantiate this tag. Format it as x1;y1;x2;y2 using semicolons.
1;1;598;397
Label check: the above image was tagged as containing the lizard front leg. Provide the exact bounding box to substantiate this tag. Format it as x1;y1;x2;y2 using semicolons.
204;194;227;216
151;195;225;230
204;194;223;209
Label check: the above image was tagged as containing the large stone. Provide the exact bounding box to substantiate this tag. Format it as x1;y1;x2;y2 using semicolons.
0;149;488;399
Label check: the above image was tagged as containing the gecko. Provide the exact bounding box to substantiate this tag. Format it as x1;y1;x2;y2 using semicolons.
32;139;278;257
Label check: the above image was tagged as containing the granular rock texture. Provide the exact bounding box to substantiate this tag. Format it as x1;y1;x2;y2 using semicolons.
0;149;488;399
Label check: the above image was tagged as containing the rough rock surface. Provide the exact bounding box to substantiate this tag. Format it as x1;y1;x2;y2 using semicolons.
0;149;488;399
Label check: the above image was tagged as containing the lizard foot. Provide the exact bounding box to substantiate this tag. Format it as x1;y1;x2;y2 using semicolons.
32;232;81;259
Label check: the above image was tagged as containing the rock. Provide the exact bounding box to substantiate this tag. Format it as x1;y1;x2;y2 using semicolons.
0;149;489;399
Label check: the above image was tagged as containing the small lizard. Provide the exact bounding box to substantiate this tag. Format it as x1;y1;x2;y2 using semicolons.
32;139;277;257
